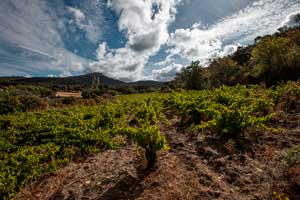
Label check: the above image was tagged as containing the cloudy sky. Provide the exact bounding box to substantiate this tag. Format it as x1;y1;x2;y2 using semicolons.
0;0;300;81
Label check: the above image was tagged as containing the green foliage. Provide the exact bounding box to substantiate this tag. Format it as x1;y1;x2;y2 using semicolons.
0;91;20;115
173;27;300;90
209;57;241;87
0;97;169;199
119;126;168;153
251;37;300;86
82;88;104;98
117;126;168;169
165;85;275;146
2;81;300;199
0;86;52;115
210;106;271;143
270;81;300;113
175;61;209;90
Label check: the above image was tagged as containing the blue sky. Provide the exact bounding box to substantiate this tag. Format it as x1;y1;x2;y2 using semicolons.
0;0;300;81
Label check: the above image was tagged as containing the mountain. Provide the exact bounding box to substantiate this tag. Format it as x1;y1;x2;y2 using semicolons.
0;73;123;87
0;73;165;89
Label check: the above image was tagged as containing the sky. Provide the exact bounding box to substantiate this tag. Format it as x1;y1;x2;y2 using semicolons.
0;0;300;81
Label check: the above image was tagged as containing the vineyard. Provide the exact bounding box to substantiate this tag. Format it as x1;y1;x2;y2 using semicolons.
1;82;300;199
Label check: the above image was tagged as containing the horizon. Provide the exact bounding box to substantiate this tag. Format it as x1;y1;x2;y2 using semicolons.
0;0;300;82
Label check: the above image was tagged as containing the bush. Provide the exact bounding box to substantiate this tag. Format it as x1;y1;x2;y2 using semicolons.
215;108;244;140
18;95;48;111
61;97;77;105
209;57;241;87
271;82;300;113
82;88;104;98
0;91;20;115
119;126;168;169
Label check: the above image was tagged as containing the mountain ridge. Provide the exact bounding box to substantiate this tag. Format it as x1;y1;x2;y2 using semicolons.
0;72;164;88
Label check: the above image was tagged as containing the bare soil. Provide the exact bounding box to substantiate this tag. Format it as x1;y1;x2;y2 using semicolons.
14;114;300;200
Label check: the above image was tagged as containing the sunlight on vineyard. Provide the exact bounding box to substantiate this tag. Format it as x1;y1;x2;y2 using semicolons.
2;82;300;199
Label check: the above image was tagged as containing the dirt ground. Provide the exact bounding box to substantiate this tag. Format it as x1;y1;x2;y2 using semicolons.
14;114;300;200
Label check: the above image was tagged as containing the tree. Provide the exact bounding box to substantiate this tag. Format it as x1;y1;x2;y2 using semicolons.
251;37;300;86
175;61;209;90
209;57;241;87
82;75;105;98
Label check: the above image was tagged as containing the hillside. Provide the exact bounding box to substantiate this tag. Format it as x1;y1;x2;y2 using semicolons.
0;73;124;87
0;73;166;93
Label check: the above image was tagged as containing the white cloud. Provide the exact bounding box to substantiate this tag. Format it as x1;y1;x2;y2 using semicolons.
59;71;73;77
168;27;222;65
281;11;300;28
89;0;182;81
151;63;183;81
167;0;300;66
89;42;148;81
220;45;239;57
0;0;92;77
47;74;56;78
146;54;184;81
1;0;300;81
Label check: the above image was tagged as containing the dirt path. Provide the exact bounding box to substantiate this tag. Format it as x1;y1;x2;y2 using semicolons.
15;114;300;200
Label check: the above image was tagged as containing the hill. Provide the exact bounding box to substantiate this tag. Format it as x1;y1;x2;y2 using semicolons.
0;73;166;91
0;73;124;88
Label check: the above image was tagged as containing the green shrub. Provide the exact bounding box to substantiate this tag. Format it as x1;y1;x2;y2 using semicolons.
118;126;168;169
0;91;20;115
18;95;48;111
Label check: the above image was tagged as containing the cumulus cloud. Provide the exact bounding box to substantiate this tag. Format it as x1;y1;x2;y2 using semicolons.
281;11;300;28
167;0;300;67
151;63;183;81
89;0;181;81
145;54;185;81
89;42;148;81
1;0;300;81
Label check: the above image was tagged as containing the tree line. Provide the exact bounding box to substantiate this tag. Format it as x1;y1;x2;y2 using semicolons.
174;27;300;89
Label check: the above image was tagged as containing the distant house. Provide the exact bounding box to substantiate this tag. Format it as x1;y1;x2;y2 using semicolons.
55;91;82;98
